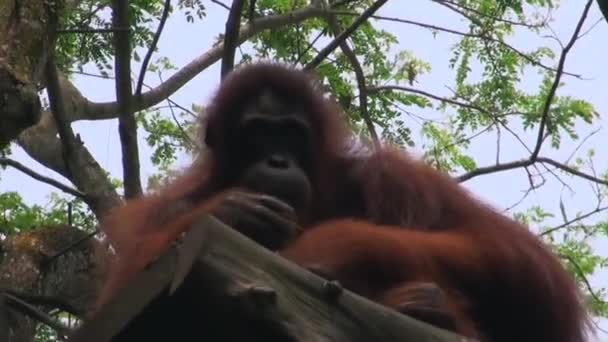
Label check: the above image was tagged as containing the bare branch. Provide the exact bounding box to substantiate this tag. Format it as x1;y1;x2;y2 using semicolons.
530;0;593;160
456;158;533;183
0;158;85;198
324;11;380;147
5;293;71;337
535;157;608;186
112;0;143;198
17;126;122;219
25;65;122;218
456;155;608;187
305;0;388;70
221;0;247;79
211;0;230;11
45;61;79;180
135;0;172;96
541;206;608;237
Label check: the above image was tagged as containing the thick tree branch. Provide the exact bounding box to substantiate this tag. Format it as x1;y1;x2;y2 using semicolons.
80;4;329;121
0;157;85;198
45;60;80;181
0;0;65;145
530;0;593;160
112;0;143;198
599;0;608;23
305;0;388;70
221;0;246;79
135;0;172;96
17;124;121;219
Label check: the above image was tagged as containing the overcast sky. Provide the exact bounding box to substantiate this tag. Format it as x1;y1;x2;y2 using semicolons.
1;1;607;340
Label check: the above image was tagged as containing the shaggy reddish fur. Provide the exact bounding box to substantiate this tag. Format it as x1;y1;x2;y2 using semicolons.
98;63;590;342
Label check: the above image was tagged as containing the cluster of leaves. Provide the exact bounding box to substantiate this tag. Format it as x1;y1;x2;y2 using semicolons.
0;192;96;236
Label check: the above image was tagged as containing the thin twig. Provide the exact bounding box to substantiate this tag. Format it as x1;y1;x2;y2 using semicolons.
535;157;608;186
135;0;172;96
5;293;71;337
56;28;129;34
0;158;85;198
559;253;607;318
329;10;582;78
368;85;487;114
431;0;547;29
541;206;608;237
45;229;100;265
157;73;197;149
295;28;327;65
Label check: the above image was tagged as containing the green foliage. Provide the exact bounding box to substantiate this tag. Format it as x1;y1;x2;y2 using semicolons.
136;108;197;172
0;192;95;235
512;205;608;316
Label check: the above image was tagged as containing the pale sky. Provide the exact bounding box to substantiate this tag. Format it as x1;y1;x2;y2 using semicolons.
1;1;607;340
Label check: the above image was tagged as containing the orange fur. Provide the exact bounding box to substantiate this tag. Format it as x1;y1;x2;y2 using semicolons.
97;63;590;342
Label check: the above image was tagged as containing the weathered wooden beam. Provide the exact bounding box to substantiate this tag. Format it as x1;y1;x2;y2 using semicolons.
69;216;475;342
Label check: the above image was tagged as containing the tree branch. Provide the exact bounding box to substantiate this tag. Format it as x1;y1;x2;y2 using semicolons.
0;157;85;198
368;85;489;114
305;0;388;70
4;293;71;338
329;10;582;78
135;0;172;96
112;0;143;198
455;155;608;187
221;0;246;79
79;4;329;121
535;157;608;186
530;0;593;160
324;10;380;147
45;60;79;181
541;206;608;237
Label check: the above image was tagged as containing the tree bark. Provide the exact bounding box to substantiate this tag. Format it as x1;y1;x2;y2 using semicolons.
0;0;66;146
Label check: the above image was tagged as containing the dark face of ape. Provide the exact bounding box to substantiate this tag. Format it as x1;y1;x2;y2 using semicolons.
224;90;314;217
